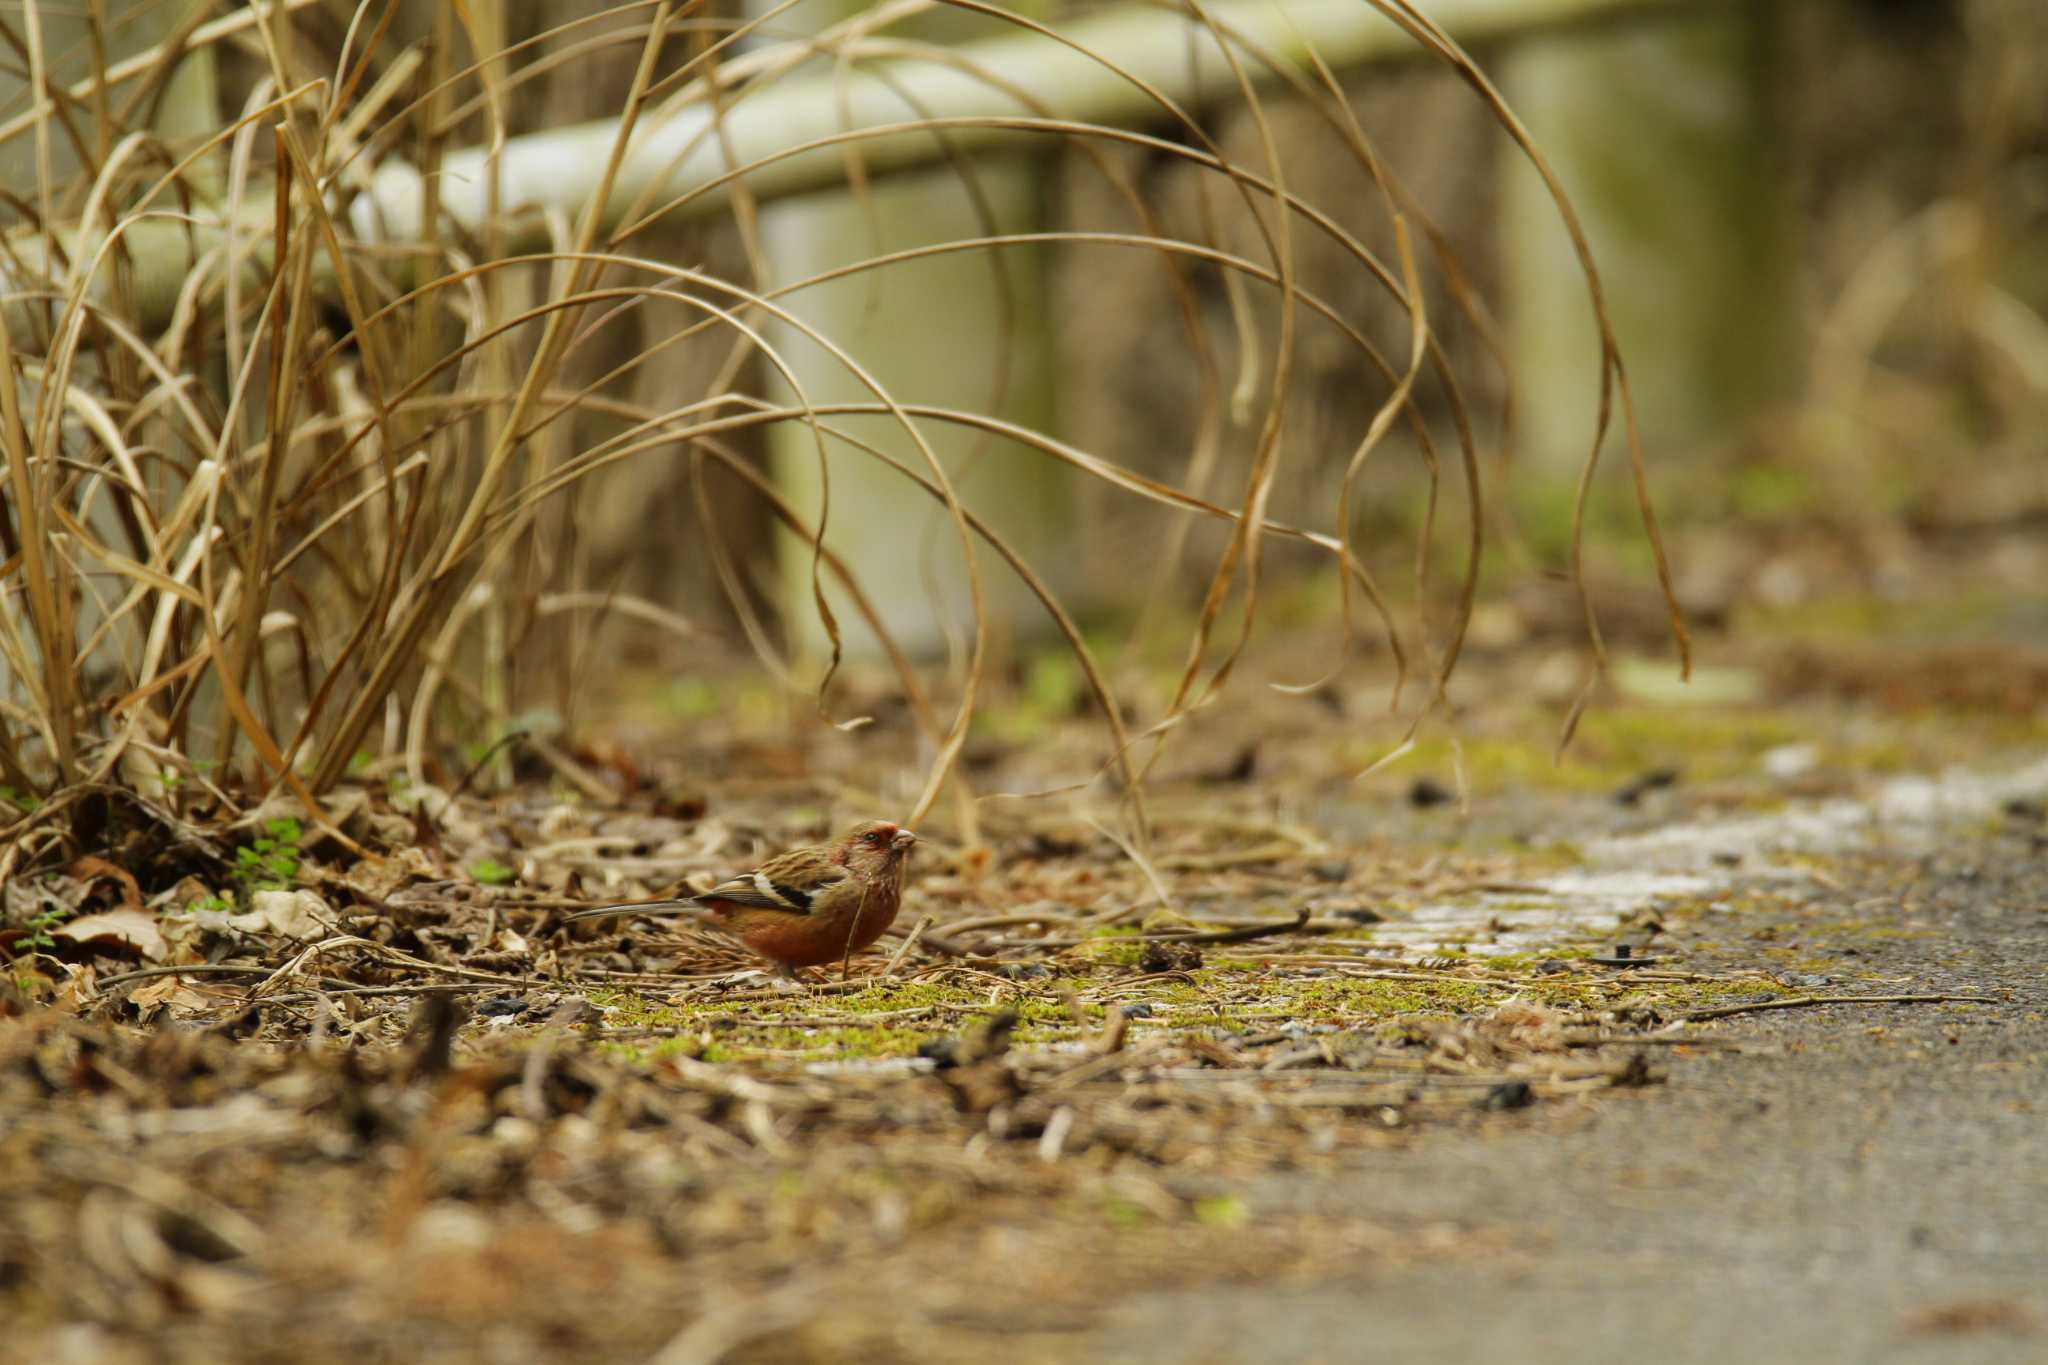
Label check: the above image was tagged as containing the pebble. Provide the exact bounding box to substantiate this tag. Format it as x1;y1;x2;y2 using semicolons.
1481;1081;1535;1111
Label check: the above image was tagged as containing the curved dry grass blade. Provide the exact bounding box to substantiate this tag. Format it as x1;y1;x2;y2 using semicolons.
0;1;322;156
712;402;1148;837
689;444;795;691
0;306;75;782
1363;0;1692;703
295;251;987;810
430;3;677;578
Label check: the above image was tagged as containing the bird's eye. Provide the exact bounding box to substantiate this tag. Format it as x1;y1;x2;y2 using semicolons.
864;830;884;845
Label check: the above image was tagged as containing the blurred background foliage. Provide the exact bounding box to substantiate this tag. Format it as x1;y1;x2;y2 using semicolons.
0;0;2041;837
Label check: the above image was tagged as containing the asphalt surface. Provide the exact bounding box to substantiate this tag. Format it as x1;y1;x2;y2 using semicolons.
1094;822;2048;1365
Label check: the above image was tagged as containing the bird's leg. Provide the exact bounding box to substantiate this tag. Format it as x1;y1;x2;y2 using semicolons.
768;960;807;995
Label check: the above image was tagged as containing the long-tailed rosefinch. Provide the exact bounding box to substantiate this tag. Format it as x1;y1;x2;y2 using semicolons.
563;820;917;978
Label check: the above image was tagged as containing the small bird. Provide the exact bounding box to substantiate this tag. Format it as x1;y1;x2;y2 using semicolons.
563;820;917;980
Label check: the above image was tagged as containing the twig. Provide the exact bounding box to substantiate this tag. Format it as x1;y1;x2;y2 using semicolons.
704;978;878;1004
590;1005;954;1037
89;962;360;996
1037;1105;1077;1163
1681;992;1998;1022
927;911;1087;935
884;913;933;976
246;934;540;998
1312;966;1525;990
1174;914;1376;934
1043;1039;1175;1091
1564;1032;1750;1050
520;998;587;1121
438;729;527;819
647;1276;822;1365
270;981;520;1000
1153;839;1302;871
915;928;991;959
985;907;1312;952
1094;1003;1129;1055
1156;907;1312;944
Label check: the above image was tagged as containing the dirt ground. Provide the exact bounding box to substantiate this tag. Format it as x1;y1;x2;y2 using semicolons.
4;591;2047;1364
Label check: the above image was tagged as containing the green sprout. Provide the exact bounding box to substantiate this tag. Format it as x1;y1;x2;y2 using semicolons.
470;857;516;886
21;902;71;950
230;818;304;902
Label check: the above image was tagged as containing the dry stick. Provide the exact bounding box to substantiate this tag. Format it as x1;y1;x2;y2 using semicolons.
592;1006;955;1038
1681;992;1998;1023
704;978;876;1005
931;911;1088;935
835;880;884;985
519;998;587;1122
1094;1004;1130;1056
1044;1039;1177;1092
1140;907;1312;944
983;907;1313;953
1181;915;1385;934
1153;840;1302;871
915;929;990;961
272;981;525;1001
89;962;362;996
1569;1033;1750;1050
884;914;933;977
1323;968;1526;990
246;934;539;997
413;894;640;912
647;1275;823;1365
434;728;528;819
569;969;748;986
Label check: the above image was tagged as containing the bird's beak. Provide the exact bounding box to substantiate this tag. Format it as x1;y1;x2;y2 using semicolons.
891;828;917;852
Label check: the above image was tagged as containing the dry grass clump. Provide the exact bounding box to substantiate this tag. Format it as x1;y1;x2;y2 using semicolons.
0;1;1680;886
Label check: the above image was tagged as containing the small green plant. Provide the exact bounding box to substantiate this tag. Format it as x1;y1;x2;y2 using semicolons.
1192;1194;1250;1229
21;902;70;950
470;857;515;886
0;786;40;814
1104;1199;1152;1230
231;818;304;900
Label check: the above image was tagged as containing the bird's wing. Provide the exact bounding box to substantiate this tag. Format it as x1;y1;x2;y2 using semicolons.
700;869;845;914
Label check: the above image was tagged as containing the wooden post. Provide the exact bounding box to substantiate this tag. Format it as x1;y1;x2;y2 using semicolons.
748;2;1060;661
1499;1;1791;486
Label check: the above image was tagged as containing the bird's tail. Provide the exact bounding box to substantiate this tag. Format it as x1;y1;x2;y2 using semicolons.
562;897;703;924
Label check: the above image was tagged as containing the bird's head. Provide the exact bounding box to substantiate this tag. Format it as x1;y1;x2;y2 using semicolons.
839;819;917;875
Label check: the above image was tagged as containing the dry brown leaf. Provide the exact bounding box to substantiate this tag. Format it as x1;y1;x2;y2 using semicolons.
1482;1001;1569;1053
53;908;167;960
52;961;99;1011
65;855;144;910
235;889;336;941
125;973;198;1023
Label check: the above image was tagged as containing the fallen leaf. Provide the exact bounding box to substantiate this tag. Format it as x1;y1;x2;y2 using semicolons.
1899;1297;2039;1338
65;855;143;910
53;908;166;960
129;973;183;1008
232;889;336;941
126;973;213;1021
52;961;99;1011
